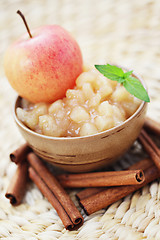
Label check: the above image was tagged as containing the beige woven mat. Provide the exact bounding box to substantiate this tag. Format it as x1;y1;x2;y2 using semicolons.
1;0;160;239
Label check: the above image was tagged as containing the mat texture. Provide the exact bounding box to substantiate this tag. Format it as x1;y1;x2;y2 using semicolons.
1;0;160;239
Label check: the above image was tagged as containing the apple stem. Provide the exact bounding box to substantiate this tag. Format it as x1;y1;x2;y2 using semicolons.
17;10;32;38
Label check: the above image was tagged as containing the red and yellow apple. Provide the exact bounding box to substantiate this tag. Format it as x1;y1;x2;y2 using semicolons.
4;24;83;103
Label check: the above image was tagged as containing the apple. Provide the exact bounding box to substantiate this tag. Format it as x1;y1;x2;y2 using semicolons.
4;11;83;103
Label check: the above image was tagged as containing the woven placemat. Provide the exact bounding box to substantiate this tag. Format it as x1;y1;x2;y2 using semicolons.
1;0;160;239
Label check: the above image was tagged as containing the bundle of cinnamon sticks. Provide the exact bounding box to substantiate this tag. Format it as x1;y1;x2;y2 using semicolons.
5;117;160;230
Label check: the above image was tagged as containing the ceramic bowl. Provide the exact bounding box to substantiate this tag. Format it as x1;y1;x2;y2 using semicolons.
13;72;147;172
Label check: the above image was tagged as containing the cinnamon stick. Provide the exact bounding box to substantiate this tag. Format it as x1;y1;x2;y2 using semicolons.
5;162;29;205
138;129;160;170
79;165;160;215
76;188;105;201
144;117;160;136
57;169;145;188
27;153;83;231
127;158;153;170
29;168;79;230
76;158;153;202
10;143;31;164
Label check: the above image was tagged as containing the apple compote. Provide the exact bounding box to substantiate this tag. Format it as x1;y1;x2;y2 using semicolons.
16;66;141;137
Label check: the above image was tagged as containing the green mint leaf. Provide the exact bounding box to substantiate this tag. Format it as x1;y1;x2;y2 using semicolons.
94;64;150;102
123;76;150;102
124;70;133;78
95;64;125;82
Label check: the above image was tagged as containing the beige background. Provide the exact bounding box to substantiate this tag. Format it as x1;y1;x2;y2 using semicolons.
0;0;160;239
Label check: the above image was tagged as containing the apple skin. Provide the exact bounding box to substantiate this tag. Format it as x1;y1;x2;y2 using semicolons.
4;25;83;103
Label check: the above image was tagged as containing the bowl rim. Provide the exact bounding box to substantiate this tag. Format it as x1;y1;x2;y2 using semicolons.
13;70;147;141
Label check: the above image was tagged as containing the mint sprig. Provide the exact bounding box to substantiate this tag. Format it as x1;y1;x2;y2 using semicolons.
95;64;150;102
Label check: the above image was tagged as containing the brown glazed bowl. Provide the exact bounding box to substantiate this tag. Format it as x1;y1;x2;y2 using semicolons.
13;72;147;172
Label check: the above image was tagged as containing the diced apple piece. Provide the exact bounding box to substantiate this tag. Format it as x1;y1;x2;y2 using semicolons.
111;85;133;102
76;70;97;88
39;115;61;137
80;123;98;136
65;98;78;108
94;115;114;131
70;106;90;123
98;101;113;117
33;103;48;116
49;100;64;114
93;75;108;91
82;82;94;100
99;83;113;99
16;108;38;130
88;93;101;107
66;89;85;104
112;105;126;125
108;78;118;88
121;102;139;118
